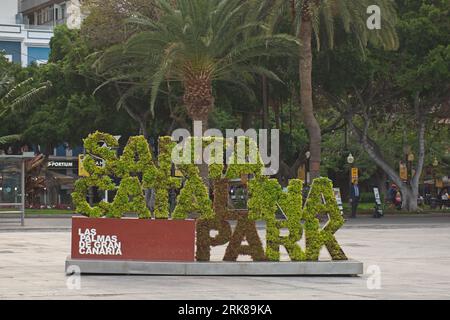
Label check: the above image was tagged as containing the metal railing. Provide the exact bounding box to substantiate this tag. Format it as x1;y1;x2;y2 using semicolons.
23;23;54;31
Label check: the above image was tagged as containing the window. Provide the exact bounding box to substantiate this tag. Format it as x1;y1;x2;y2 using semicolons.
35;59;48;66
61;4;66;19
48;6;54;22
26;14;34;25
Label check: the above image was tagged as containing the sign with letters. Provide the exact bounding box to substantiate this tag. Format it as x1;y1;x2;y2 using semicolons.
400;162;408;181
373;187;383;217
72;217;195;261
373;187;382;205
72;132;349;263
48;160;76;169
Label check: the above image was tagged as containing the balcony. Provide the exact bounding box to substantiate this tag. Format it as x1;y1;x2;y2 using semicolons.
23;23;54;31
20;0;53;13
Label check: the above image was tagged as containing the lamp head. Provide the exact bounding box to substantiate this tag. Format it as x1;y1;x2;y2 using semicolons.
347;153;355;164
433;157;438;167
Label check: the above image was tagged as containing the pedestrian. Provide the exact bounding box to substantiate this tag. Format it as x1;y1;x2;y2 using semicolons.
388;184;398;208
349;182;360;218
440;189;449;210
394;190;402;210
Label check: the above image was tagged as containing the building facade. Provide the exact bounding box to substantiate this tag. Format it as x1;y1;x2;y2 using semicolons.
0;0;84;67
19;0;84;29
40;144;84;209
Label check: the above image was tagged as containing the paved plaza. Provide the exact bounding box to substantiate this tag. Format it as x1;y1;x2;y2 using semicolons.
0;215;449;299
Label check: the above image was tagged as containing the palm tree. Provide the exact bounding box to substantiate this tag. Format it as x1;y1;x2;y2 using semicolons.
266;0;398;179
123;0;299;133
0;74;51;144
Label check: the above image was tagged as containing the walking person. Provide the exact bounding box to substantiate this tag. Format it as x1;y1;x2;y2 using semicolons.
394;190;402;210
440;188;449;210
349;182;360;218
388;184;397;209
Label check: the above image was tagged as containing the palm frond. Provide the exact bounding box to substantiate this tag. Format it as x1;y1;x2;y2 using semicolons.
0;134;22;145
6;81;52;112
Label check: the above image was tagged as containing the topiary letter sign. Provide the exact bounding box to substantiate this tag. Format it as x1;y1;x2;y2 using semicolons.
73;132;348;262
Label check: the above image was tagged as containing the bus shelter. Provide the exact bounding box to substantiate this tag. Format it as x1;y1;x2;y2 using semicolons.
0;154;34;226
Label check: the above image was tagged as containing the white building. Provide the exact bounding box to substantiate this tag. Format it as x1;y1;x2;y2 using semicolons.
0;0;85;67
19;0;84;29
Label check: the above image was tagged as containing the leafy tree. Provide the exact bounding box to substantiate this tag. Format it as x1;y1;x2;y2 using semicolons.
265;0;398;179
20;26;135;154
0;55;51;146
321;0;449;211
93;0;299;183
81;0;160;49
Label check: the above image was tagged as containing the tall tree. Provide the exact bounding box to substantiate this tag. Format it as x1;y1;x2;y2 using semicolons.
99;0;299;184
267;0;398;179
81;0;160;49
124;0;298;134
318;0;449;211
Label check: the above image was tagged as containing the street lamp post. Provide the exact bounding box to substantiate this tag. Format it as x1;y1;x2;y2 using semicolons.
430;157;439;209
305;151;311;185
14;186;18;204
43;187;47;208
433;157;439;196
347;153;356;217
433;157;439;167
347;153;355;165
347;152;355;176
347;152;355;194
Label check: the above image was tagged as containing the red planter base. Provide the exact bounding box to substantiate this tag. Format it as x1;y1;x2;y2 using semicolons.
71;217;196;262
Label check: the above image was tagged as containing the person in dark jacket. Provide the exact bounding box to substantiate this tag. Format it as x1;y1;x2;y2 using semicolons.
388;184;397;204
349;182;360;218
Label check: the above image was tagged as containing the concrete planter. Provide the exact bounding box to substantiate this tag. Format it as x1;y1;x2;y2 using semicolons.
71;217;196;262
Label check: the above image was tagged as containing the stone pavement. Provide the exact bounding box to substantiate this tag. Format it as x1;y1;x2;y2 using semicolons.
0;215;449;299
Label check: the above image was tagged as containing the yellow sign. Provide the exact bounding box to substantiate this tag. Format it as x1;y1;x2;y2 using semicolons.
351;167;358;183
436;179;444;188
78;155;89;177
174;165;183;177
298;165;306;181
78;155;105;177
399;162;408;181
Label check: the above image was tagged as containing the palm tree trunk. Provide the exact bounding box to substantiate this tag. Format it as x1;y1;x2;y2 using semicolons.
191;112;209;133
183;70;215;186
299;10;322;179
189;109;210;187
